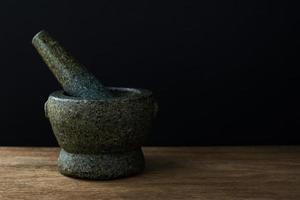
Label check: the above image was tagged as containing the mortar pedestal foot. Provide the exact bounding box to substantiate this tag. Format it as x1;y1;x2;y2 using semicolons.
58;148;145;180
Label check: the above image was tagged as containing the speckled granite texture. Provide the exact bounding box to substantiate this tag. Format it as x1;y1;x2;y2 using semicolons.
32;30;112;100
33;30;157;180
58;149;145;180
45;87;157;179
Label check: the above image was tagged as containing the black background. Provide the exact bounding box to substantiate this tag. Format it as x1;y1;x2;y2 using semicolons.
0;0;299;146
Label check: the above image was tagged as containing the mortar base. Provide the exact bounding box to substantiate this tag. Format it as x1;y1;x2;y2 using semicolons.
58;148;145;180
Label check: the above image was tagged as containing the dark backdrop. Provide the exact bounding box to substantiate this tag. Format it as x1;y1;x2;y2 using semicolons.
0;0;299;146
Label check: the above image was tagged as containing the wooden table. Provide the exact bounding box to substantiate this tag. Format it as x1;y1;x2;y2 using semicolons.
0;146;299;200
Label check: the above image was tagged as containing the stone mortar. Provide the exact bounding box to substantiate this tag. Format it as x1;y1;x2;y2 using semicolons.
45;87;157;180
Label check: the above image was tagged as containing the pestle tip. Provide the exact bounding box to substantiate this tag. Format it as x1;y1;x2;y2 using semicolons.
32;30;49;45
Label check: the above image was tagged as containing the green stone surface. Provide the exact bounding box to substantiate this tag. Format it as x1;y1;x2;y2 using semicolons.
32;30;112;100
45;87;157;180
58;148;145;180
33;30;157;180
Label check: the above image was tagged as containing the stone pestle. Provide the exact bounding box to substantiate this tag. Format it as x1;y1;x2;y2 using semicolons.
32;30;112;100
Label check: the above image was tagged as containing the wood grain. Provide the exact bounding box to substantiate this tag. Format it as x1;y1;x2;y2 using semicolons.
0;146;300;200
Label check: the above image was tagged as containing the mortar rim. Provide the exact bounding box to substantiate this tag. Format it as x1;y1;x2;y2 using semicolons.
48;87;153;102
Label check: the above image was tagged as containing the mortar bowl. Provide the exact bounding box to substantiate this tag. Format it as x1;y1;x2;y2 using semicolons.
45;87;157;180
